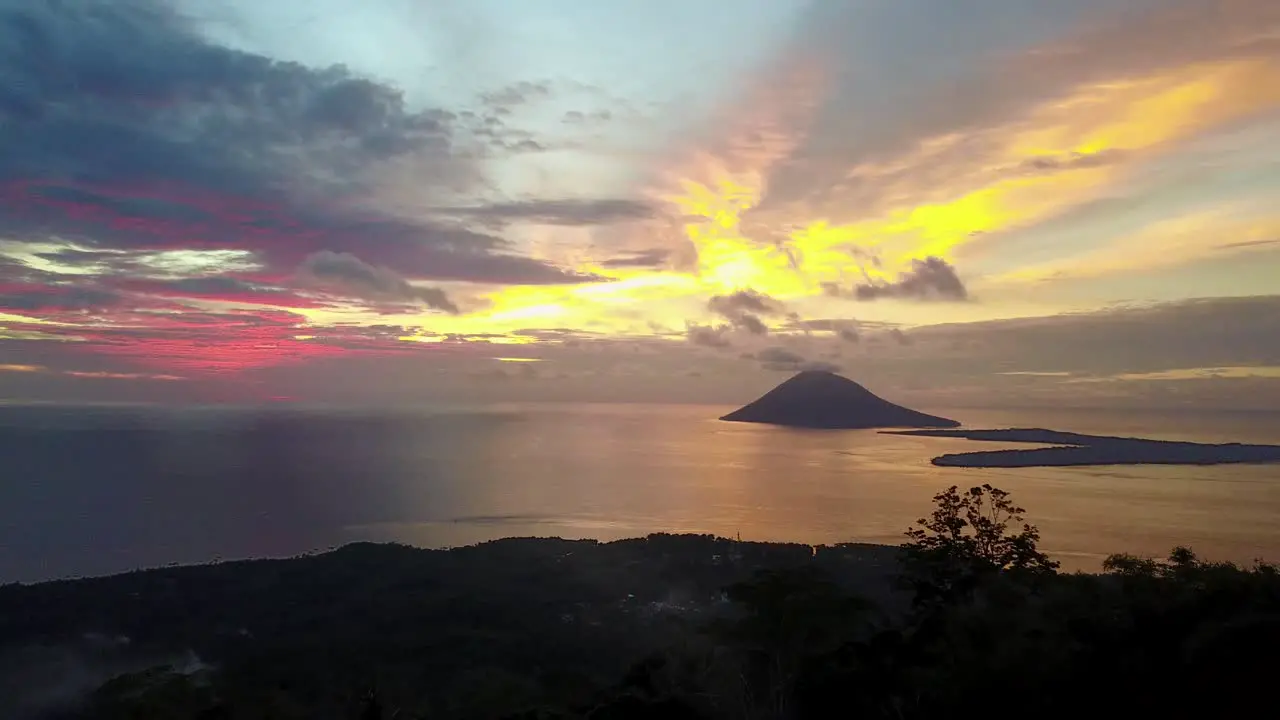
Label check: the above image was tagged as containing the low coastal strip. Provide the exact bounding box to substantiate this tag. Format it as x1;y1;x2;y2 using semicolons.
884;428;1280;468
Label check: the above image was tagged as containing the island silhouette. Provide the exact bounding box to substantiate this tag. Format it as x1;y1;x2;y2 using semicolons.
885;428;1280;467
721;370;961;429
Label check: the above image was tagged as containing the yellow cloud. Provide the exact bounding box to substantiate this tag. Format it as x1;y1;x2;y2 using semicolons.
991;207;1280;284
1069;367;1280;382
0;363;44;373
0;312;75;327
787;58;1280;282
64;371;185;381
394;49;1280;340
412;61;831;341
1010;60;1278;158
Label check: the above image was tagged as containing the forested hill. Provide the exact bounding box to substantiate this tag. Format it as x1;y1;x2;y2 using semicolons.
0;535;899;719
4;488;1279;719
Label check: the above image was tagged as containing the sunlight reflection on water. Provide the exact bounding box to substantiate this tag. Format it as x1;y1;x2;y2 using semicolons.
1;403;1278;581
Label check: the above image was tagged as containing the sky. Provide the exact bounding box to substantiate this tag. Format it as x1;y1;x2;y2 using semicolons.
1;0;1279;409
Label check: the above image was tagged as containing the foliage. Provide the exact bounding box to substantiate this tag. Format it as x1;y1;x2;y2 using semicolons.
901;484;1059;609
707;567;874;719
87;666;221;720
5;488;1280;719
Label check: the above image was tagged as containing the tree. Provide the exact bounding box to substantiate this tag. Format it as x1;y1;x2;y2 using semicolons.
710;567;874;720
901;485;1058;608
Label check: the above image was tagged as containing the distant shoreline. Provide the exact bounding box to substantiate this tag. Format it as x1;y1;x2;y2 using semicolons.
885;427;1280;468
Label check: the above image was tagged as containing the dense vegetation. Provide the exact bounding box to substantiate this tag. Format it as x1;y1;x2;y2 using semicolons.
3;485;1278;719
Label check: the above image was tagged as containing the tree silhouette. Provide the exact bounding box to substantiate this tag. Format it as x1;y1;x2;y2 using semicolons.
901;484;1058;609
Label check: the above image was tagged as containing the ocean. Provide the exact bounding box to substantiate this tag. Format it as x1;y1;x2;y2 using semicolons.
2;403;1278;583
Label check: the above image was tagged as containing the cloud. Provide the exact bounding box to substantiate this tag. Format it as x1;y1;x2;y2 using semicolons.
0;286;122;312
707;289;786;334
767;0;1280;209
1065;366;1280;383
0;183;599;286
479;80;553;108
913;295;1280;375
296;251;458;313
888;328;914;345
988;206;1280;286
114;276;327;309
754;346;841;373
443;198;656;227
851;257;968;302
64;370;185;381
1015;149;1128;174
708;289;786;316
598;249;671;269
781;317;872;344
686;323;731;348
0;0;598;289
0;0;459;194
667;0;1280;306
3;0;1278;399
562;109;613;125
756;347;804;365
0;307;339;374
1222;238;1280;251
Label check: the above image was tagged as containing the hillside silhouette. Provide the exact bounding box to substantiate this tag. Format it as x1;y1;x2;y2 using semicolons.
4;486;1277;719
721;371;960;429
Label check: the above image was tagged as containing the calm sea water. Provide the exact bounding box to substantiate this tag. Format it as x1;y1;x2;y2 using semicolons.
2;403;1278;583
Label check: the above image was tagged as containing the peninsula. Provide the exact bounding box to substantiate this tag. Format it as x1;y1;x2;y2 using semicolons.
721;370;960;429
886;428;1280;467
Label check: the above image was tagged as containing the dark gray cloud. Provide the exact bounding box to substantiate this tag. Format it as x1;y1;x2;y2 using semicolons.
0;0;455;192
783;317;871;342
117;275;325;308
156;277;271;296
0;286;122;312
479;81;553;108
1221;238;1280;250
913;295;1280;375
756;347;804;365
754;346;841;373
734;313;769;335
1016;149;1126;174
0;0;597;288
297;251;458;313
687;323;731;348
562;109;613;124
708;289;786;335
443;198;657;227
853;257;968;302
709;289;786;316
598;249;671;269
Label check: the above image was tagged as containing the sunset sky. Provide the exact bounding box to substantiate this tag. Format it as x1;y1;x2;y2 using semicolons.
2;0;1279;408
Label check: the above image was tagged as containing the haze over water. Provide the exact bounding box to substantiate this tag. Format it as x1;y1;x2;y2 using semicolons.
3;403;1278;584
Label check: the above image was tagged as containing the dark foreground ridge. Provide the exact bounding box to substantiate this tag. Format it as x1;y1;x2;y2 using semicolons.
4;484;1279;720
887;427;1280;467
720;370;960;429
0;536;899;720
